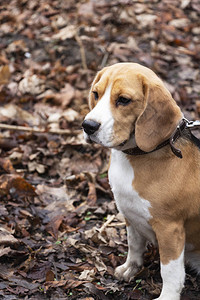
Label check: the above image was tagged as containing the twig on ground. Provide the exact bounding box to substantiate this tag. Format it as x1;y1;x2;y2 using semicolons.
108;222;126;227
75;31;88;70
0;123;80;135
99;215;116;233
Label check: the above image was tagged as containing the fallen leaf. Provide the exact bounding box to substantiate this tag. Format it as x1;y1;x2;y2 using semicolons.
46;215;64;239
83;283;108;300
0;65;11;85
0;174;36;198
18;74;45;95
0;226;19;245
79;269;96;281
26;262;51;281
0;158;15;174
0;264;14;280
0;104;40;126
87;182;97;206
46;270;55;282
0;246;12;257
28;161;46;174
52;25;77;40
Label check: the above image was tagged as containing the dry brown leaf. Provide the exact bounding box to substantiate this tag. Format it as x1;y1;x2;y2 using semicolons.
56;83;75;107
0;65;11;85
0;158;16;174
46;270;55;282
0;104;40;126
0;264;14;280
85;227;107;244
79;269;96;281
18;74;45;95
28;161;46;174
61;108;79;122
136;14;157;28
169;18;190;28
87;182;97;206
0;246;12;258
44;280;67;291
93;256;107;274
83;283;108;300
0;174;36;198
52;25;77;40
46;215;64;239
36;185;69;203
0;226;18;245
7;40;28;53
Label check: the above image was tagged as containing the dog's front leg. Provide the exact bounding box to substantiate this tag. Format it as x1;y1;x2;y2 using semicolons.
152;220;185;300
115;223;146;282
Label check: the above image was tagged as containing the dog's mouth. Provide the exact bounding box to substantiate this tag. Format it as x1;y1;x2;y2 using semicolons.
119;139;128;147
84;128;136;150
117;129;136;148
85;134;94;144
84;133;103;146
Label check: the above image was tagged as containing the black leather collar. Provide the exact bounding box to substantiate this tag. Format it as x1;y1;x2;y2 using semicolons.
122;118;200;159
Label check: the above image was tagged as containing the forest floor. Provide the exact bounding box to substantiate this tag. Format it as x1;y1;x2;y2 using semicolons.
0;0;200;299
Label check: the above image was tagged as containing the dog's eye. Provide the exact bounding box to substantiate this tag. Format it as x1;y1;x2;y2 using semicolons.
116;96;132;106
92;91;98;100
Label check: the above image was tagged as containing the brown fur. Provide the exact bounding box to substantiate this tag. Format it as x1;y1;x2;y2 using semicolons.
129;139;200;264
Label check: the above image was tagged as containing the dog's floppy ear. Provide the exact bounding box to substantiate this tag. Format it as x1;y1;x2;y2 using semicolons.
135;77;182;152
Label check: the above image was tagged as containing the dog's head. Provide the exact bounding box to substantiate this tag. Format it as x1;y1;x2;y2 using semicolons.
83;63;182;152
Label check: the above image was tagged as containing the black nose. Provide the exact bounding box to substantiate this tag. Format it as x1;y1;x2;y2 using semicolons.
82;119;101;135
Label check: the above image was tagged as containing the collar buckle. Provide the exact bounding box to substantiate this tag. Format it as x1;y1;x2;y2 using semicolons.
184;119;200;129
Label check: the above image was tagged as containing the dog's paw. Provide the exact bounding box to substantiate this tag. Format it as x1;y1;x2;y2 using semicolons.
114;262;139;282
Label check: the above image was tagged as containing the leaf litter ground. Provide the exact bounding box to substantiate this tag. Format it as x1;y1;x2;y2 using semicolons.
0;0;200;299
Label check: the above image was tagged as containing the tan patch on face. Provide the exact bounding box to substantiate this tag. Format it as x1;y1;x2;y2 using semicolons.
88;67;109;110
128;139;200;264
109;75;145;146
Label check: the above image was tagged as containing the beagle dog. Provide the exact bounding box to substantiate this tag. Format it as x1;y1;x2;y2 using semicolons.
82;63;200;300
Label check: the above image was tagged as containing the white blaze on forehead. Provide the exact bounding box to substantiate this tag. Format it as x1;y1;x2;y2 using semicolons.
84;85;115;147
85;85;113;124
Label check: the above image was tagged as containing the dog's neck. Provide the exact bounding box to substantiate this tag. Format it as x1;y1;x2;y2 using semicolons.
116;118;198;159
115;132;137;151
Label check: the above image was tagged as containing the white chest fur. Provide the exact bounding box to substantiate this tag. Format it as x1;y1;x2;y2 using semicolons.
108;150;156;243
